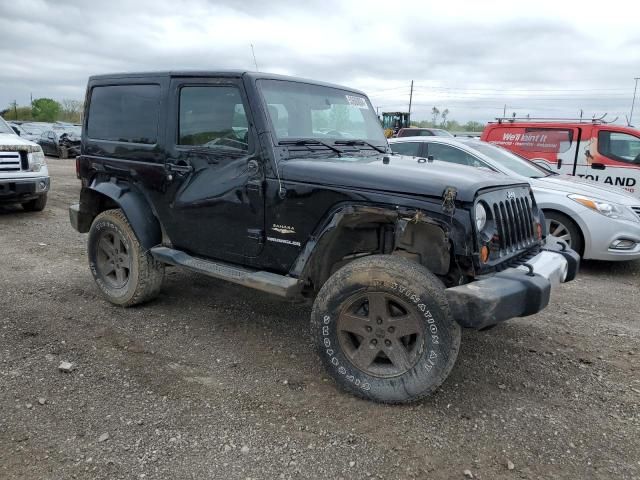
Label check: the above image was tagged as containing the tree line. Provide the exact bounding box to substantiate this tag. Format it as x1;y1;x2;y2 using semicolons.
411;107;485;132
1;98;83;123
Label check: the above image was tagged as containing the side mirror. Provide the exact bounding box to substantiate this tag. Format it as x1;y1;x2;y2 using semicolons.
557;158;563;169
11;126;20;135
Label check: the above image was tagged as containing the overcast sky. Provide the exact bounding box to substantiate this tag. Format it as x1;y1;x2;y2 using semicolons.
1;0;639;124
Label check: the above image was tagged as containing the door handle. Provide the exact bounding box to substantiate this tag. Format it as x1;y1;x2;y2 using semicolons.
166;159;193;174
591;163;606;170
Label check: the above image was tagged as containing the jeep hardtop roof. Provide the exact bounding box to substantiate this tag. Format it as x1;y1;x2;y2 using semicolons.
87;71;367;96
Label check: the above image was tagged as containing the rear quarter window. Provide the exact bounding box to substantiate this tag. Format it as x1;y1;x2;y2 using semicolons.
87;84;160;144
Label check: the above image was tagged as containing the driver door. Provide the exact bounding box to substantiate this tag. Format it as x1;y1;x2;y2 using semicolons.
153;77;266;261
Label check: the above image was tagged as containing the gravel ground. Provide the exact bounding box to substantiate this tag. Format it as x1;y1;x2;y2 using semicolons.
1;159;639;480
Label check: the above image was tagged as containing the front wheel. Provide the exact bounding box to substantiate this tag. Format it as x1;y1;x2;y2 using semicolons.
311;255;461;403
22;194;47;212
88;209;164;306
544;210;583;256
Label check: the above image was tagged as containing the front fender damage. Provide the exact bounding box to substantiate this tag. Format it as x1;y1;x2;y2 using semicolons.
290;205;454;293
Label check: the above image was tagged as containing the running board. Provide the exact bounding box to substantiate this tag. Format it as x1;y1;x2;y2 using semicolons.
150;247;301;298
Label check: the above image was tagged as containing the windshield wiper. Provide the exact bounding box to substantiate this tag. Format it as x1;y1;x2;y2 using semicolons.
279;139;343;156
334;139;387;153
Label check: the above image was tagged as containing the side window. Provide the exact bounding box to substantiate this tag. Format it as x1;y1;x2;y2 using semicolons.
87;84;160;144
390;142;421;156
179;86;249;152
428;143;480;167
598;131;640;164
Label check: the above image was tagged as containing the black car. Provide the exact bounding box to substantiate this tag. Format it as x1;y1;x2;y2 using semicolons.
69;71;578;403
37;128;81;158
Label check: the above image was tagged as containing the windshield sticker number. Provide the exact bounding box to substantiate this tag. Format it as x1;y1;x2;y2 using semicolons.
346;95;368;109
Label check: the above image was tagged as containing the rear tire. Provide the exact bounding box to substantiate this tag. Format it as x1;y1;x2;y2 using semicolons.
22;194;47;212
311;255;461;404
88;209;164;306
544;210;583;256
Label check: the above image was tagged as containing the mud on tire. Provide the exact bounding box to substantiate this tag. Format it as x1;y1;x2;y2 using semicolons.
311;255;461;404
88;209;164;307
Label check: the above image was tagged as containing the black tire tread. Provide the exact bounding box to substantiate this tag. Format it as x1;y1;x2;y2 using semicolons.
90;209;164;307
311;254;461;404
22;194;47;212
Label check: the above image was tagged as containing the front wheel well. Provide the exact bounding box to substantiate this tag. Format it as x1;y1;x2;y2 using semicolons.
301;212;452;294
542;208;585;256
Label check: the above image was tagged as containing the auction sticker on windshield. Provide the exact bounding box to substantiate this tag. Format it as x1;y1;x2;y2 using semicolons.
346;95;368;109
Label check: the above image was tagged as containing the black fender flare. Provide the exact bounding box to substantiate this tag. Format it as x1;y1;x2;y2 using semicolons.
88;180;162;251
290;204;452;289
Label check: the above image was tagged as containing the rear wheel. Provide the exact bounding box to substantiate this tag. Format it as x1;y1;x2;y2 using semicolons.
544;210;583;256
22;194;47;212
88;209;164;306
311;255;461;403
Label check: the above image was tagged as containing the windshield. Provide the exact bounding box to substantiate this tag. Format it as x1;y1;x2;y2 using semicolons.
258;79;387;145
0;117;15;134
22;123;48;134
54;125;81;136
469;141;552;178
432;129;454;137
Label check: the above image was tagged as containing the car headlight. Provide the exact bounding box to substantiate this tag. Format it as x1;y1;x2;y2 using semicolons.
27;149;46;172
475;203;487;231
568;194;639;223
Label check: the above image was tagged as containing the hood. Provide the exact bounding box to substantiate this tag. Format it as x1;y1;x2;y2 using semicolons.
531;175;638;206
0;132;41;151
281;154;525;202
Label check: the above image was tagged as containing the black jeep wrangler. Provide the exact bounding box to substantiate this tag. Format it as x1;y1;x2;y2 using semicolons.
69;71;578;403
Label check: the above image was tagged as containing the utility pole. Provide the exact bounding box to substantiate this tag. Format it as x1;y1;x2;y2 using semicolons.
503;104;507;117
408;80;413;115
12;100;17;120
250;44;259;71
630;77;639;125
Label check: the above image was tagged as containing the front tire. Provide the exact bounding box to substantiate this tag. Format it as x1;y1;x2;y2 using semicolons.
545;210;583;256
311;255;461;403
22;194;47;212
88;209;164;306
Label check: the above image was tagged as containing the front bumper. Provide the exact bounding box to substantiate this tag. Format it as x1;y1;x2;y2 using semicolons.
445;238;579;329
0;176;49;203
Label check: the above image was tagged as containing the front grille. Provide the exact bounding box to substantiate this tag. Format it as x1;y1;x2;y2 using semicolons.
492;196;537;255
0;152;22;172
632;206;640;220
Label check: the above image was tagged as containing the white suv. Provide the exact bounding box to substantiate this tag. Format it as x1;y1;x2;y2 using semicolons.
389;136;640;261
0;116;49;211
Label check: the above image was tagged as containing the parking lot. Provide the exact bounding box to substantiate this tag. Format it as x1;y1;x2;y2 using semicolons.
0;158;638;479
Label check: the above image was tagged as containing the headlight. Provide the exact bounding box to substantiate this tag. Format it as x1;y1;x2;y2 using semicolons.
568;194;639;223
475;203;487;231
27;149;46;172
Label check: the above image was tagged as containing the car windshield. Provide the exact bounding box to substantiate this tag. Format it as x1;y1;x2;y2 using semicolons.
258;79;387;147
469;141;552;178
431;129;454;137
0;117;15;134
22;123;47;134
55;126;81;136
